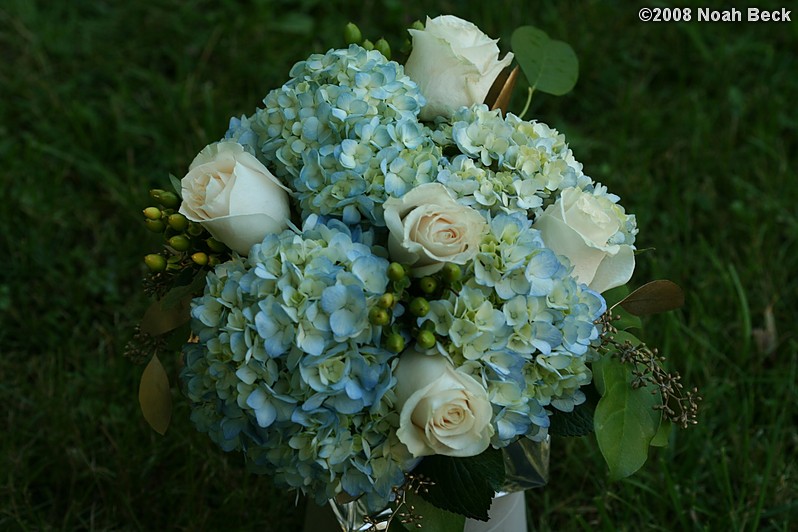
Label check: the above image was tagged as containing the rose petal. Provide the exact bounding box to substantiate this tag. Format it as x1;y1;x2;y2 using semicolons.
201;213;286;255
589;245;635;294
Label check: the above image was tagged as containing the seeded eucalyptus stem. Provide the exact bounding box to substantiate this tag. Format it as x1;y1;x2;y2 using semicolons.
599;312;702;429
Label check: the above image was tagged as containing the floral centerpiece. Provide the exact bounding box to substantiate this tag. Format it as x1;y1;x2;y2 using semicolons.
130;15;699;531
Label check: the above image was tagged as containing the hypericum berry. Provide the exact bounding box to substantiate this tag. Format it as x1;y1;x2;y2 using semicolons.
377;293;395;309
441;263;462;283
143;207;162;220
144;254;167;272
387;262;406;282
416;330;436;349
144;219;165;233
149;189;180;209
167;213;189;232
418;276;438;294
206;237;226;253
409;297;430;317
344;22;362;45
167;235;191;252
369;307;391;326
386;333;405;353
191;252;209;266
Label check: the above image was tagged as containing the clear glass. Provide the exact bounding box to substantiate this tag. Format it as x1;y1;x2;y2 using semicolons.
313;437;551;532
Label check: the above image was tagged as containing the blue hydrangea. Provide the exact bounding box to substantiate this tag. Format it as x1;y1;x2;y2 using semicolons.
225;45;444;227
421;213;606;446
181;216;415;510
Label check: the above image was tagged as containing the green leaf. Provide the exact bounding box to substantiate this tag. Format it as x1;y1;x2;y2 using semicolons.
511;26;579;96
549;387;597;437
139;354;172;435
593;353;661;479
169;173;182;197
650;419;672;447
618;280;684;316
414;447;505;521
402;491;465;532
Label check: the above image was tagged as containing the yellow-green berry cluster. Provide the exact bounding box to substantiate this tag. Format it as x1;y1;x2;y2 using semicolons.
141;189;230;295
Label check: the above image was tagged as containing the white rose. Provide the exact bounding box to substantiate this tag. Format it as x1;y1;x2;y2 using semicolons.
395;349;494;458
405;15;514;121
383;183;487;276
178;141;291;255
533;187;635;293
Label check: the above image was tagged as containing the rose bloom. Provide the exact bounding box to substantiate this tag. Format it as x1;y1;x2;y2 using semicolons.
394;349;494;458
383;183;487;276
404;15;514;121
533;187;635;293
178;141;291;255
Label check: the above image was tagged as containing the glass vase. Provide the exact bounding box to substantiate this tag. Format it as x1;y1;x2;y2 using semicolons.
304;437;550;532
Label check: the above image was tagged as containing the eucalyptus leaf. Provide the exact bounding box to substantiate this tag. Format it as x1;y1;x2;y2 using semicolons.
139;354;172;435
593;353;661;479
602;285;643;331
618;280;684;316
650;419;672;447
511;26;578;96
414;447;504;521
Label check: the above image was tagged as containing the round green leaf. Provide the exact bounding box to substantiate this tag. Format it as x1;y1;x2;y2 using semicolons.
511;26;579;96
593;354;661;479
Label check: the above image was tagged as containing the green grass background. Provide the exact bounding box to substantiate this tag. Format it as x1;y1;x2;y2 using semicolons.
2;0;796;530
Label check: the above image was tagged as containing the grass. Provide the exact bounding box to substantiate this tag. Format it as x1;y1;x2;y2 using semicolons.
1;0;796;530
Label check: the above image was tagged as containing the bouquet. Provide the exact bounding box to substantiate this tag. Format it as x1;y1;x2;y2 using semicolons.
130;15;699;530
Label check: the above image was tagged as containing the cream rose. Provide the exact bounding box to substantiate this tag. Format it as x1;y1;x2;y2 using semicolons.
533;187;635;293
404;15;514;121
394;349;494;457
178;141;291;255
384;183;486;276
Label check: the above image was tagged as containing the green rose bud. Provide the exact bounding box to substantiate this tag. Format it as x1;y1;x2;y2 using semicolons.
144;254;167;272
410;20;425;31
362;39;374;51
344;22;362;45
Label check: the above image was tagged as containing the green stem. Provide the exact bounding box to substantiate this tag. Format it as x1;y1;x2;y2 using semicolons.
518;87;534;119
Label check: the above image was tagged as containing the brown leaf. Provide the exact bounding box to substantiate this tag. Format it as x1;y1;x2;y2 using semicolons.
618;280;684;316
485;66;520;115
140;296;191;336
139;354;172;435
